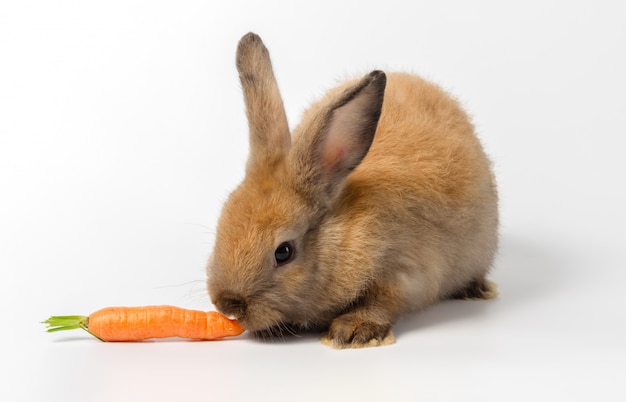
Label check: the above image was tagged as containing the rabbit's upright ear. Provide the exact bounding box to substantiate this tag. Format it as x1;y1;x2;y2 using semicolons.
236;33;290;169
292;71;386;205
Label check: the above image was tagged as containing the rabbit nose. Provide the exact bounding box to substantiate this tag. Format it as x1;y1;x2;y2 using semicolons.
214;292;247;320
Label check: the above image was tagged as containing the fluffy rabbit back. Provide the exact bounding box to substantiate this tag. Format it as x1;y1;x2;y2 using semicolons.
347;72;498;301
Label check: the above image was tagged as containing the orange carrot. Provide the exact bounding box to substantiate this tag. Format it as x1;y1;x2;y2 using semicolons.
42;305;245;342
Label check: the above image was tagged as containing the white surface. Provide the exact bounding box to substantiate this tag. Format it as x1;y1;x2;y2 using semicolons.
1;1;625;401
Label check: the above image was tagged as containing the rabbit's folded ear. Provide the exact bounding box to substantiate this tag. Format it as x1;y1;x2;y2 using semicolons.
236;33;290;169
292;71;386;205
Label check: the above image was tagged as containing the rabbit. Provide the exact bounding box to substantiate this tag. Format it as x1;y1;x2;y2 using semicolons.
207;32;498;348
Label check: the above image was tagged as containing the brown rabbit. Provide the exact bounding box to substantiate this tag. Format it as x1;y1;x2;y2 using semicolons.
207;32;498;348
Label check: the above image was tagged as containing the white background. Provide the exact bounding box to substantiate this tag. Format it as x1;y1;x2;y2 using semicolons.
1;1;625;401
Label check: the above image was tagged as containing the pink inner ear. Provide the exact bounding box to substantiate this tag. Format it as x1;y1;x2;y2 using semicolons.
321;106;359;171
319;83;378;173
322;144;345;171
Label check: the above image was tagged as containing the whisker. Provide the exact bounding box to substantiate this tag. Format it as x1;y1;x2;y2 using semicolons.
152;279;204;290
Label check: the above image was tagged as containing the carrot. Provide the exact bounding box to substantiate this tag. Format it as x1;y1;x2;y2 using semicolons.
42;305;245;342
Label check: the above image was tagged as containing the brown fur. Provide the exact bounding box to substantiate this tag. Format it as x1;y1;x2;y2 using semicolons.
207;33;498;348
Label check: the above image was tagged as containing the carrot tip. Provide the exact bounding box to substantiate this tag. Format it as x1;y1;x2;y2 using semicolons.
42;315;87;332
41;315;105;341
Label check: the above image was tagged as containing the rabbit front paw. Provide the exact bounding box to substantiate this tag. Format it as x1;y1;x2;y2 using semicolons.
323;313;395;349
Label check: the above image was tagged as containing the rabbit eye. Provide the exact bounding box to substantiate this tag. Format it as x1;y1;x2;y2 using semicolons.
274;241;295;266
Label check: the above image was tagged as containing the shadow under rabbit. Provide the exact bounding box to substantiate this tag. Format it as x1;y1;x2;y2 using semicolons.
393;232;576;338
